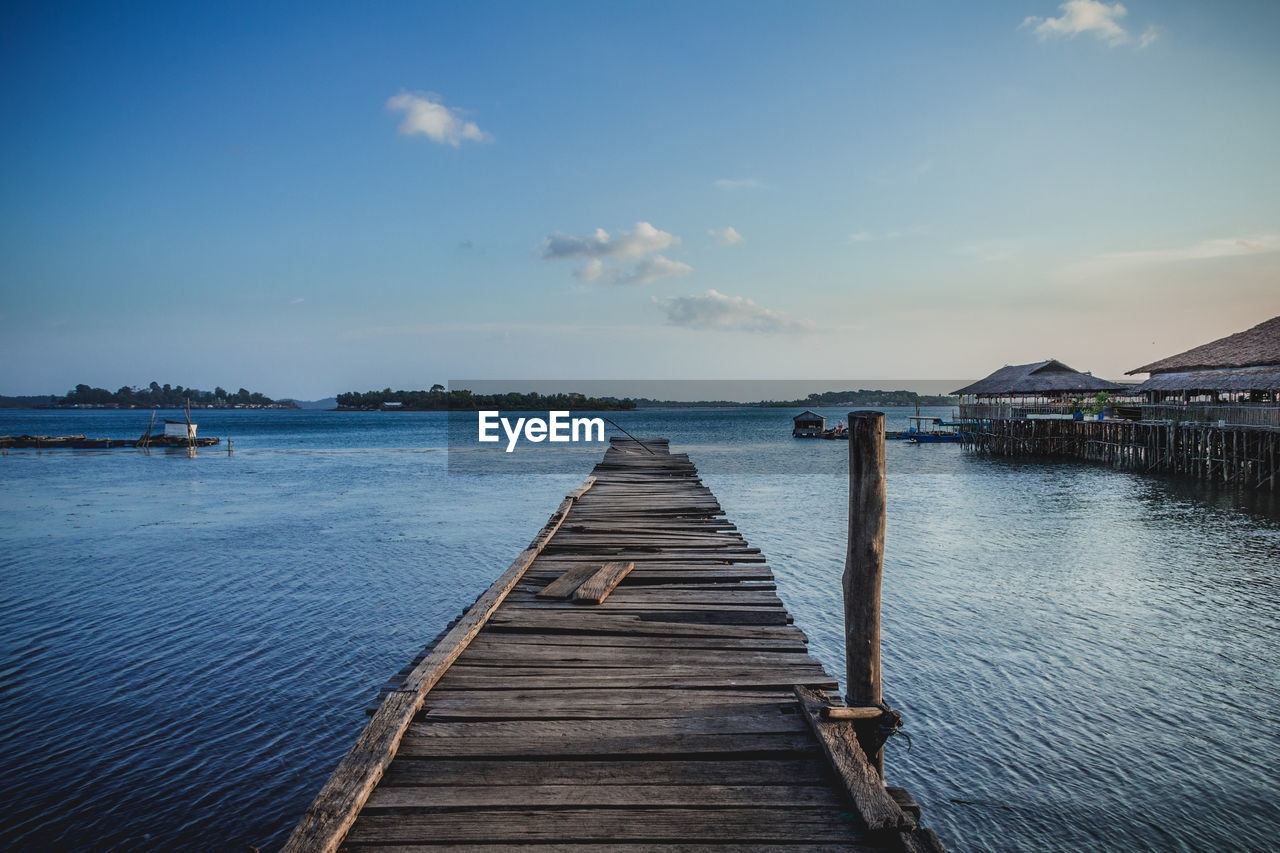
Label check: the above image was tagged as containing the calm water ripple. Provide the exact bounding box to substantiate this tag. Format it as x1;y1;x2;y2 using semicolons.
2;408;1278;851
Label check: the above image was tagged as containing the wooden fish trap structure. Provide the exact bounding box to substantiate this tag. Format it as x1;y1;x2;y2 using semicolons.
284;434;945;852
961;418;1280;490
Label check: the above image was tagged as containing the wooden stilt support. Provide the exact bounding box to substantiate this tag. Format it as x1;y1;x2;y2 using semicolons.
845;410;886;776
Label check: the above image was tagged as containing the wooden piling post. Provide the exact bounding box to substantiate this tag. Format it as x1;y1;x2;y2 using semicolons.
845;410;885;775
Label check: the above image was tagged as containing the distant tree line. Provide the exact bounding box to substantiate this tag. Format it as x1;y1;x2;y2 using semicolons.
0;394;57;409
336;386;637;411
759;390;957;407
627;389;956;407
46;382;296;408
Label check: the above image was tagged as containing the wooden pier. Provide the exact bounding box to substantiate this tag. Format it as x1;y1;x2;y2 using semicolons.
962;418;1279;490
284;436;943;852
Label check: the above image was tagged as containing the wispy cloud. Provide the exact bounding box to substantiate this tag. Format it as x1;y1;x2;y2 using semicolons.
290;297;305;305
543;222;689;285
713;178;766;191
577;254;692;286
1022;1;1156;48
386;91;494;146
1066;235;1280;276
655;290;814;333
708;226;744;247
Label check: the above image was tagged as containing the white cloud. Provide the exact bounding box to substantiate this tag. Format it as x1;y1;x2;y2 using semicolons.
655;289;815;333
1022;1;1144;47
386;91;493;146
1138;25;1159;48
542;221;677;260
713;178;765;191
1066;235;1280;277
290;297;305;304
573;254;692;286
544;222;688;285
709;226;744;247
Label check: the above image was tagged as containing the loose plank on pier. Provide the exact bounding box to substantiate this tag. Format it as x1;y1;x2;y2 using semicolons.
287;437;932;853
572;559;633;603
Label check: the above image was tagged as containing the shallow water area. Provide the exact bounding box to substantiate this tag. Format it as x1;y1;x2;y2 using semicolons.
1;407;1278;851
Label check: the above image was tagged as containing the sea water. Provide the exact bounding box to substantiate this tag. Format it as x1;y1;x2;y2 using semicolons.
1;408;1277;851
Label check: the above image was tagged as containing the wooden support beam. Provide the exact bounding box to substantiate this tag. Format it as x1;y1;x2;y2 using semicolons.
795;686;911;835
821;705;884;721
845;410;886;775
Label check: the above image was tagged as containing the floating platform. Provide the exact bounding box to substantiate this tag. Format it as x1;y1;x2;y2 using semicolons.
0;434;220;450
284;437;944;853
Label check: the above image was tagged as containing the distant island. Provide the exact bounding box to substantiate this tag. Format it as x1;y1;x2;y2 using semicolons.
336;386;954;411
627;389;956;408
0;382;298;409
336;387;637;411
756;389;956;407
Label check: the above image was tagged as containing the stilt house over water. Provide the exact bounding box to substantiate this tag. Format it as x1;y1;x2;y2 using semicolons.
1126;315;1280;428
792;409;826;437
953;360;1125;420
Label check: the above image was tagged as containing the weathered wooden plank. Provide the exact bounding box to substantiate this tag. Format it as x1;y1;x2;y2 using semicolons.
364;783;848;809
526;567;777;581
465;635;805;654
522;580;780;594
535;564;601;599
503;600;788;614
423;687;800;711
340;840;880;845
440;663;834;680
538;552;767;563
421;699;802;721
397;731;823;758
378;757;837;788
343;807;866;844
434;670;838;691
408;712;809;740
573;560;634;604
456;648;821;668
514;589;788;606
794;686;911;834
486;611;807;639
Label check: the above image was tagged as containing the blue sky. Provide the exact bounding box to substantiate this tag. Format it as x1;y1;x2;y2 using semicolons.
2;1;1278;398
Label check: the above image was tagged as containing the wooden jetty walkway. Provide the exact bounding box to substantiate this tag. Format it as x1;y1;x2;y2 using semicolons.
284;435;944;852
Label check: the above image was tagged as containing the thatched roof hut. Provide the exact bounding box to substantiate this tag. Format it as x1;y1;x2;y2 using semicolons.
1127;315;1280;401
1128;315;1280;375
953;360;1124;398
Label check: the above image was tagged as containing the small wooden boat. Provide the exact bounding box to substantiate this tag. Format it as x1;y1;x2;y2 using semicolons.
906;416;965;443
